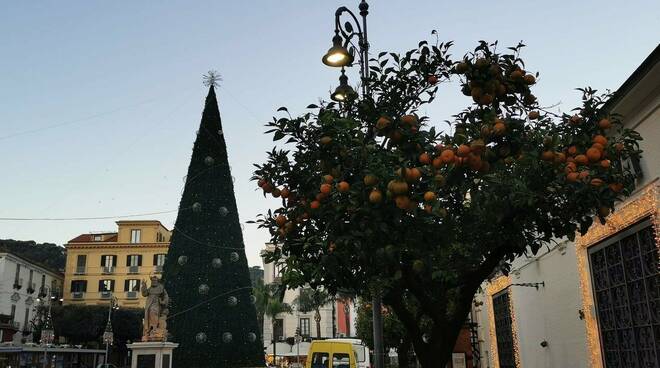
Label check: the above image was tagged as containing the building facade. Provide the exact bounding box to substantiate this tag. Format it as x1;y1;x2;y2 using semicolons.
63;220;171;308
261;243;357;346
474;46;659;368
0;252;63;342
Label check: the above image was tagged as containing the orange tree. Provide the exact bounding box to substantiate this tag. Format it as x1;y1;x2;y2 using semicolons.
251;40;642;367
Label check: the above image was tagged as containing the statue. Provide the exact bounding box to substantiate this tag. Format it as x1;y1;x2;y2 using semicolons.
141;274;169;341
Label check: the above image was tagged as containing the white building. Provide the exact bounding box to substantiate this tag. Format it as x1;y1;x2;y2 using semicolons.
0;252;64;342
261;243;357;347
474;45;659;368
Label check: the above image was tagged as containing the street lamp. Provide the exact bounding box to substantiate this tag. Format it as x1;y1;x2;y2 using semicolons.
40;290;55;368
321;3;384;368
322;1;370;98
330;69;357;102
103;296;118;366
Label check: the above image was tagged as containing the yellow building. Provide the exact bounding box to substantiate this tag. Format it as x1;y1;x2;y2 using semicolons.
63;220;171;308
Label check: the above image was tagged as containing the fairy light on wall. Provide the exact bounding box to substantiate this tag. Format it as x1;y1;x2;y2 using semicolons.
485;275;522;368
575;181;659;368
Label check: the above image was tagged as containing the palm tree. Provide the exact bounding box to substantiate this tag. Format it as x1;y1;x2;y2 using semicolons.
294;288;331;338
253;280;292;365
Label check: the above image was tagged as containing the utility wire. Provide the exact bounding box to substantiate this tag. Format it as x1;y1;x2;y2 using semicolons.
0;209;178;221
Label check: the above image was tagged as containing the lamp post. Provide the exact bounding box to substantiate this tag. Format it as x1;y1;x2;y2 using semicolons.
40;289;55;368
103;296;118;366
320;3;384;368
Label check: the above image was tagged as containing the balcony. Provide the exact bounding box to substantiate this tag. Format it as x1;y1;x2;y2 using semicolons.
13;278;23;290
38;286;47;298
126;291;138;299
154;265;163;273
102;266;115;274
72;292;85;299
128;265;140;274
100;291;112;299
27;283;36;294
74;266;86;275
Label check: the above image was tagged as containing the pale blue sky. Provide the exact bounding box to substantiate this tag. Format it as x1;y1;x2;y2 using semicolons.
1;1;658;266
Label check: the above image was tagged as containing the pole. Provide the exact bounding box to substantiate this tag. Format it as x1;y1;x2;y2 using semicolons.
372;294;384;368
42;289;52;368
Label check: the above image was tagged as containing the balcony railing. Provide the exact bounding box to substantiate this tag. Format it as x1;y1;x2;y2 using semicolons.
102;266;115;274
128;265;140;274
100;291;112;299
75;266;86;275
126;291;138;299
27;283;36;294
72;292;85;299
154;265;163;273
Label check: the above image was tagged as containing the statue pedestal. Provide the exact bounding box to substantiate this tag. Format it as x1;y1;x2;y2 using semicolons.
127;341;178;368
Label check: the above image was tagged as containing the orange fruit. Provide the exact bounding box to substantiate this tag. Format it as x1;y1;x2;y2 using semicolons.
376;117;391;130
479;94;494;105
541;151;555;161
310;200;321;209
598;118;611;129
566;172;579;182
586;148;602;162
609;183;623;193
424;204;433;214
320;183;332;194
390;130;403;142
600;159;611;168
401;115;417;125
615;143;624;152
275;215;287;227
467;154;482;170
591;142;605;151
336;181;350;192
323;175;334;184
388;180;409;195
281;188;291;199
434;174;446;186
257;178;267;187
457;144;471;157
524;74;536;85
320;136;332;145
419;153;432;165
440;149;455;163
364;174;378;186
427;75;438;84
262;183;274;193
493;122;506;135
395;196;411;210
316;192;327;201
592;135;608;146
470;139;486;155
405;168;422;182
568;146;578;156
575;154;588;165
510;70;523;80
369;189;383;203
590;178;604;186
528;111;540;120
272;188;281;198
578;171;590;180
569;115;582;125
432;156;443;169
423;191;436;202
554;152;566;163
564;162;577;173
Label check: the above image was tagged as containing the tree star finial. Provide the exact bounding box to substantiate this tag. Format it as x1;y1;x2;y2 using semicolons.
203;70;222;88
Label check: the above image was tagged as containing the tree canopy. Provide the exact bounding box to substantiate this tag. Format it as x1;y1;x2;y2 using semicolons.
252;39;642;367
0;239;66;271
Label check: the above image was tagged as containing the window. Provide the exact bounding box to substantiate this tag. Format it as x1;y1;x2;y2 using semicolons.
492;290;517;368
28;270;33;285
23;308;30;332
125;279;140;292
273;318;284;341
14;264;21;284
40;275;46;289
93;235;102;241
332;353;350;368
76;255;87;273
299;318;310;337
589;220;658;368
130;229;141;243
70;280;87;293
99;279;115;292
153;254;166;266
310;352;329;368
101;255;117;268
127;255;142;267
10;305;16;320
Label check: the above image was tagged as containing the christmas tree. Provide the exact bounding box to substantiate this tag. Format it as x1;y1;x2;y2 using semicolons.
163;79;264;367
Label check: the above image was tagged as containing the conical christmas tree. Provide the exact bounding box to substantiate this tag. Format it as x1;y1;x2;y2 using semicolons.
163;84;264;367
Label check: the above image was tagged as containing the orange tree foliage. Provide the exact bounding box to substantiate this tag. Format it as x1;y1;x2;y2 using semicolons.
252;40;642;367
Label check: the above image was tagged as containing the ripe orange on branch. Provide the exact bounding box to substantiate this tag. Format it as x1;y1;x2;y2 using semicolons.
369;189;383;203
592;135;608;146
440;149;455;163
337;181;350;192
419;153;432;165
320;183;332;194
363;174;378;186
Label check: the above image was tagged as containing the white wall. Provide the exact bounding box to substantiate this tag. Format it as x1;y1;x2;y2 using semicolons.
0;253;63;334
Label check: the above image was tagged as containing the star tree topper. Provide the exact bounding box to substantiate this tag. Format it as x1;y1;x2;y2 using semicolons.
203;70;222;88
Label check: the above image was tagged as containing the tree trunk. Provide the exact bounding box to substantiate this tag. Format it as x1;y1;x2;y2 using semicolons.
315;309;322;338
272;321;277;366
396;338;412;368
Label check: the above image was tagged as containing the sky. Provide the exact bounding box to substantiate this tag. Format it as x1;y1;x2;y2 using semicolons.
1;1;658;267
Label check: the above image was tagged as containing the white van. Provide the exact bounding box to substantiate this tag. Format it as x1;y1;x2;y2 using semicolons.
325;338;371;368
